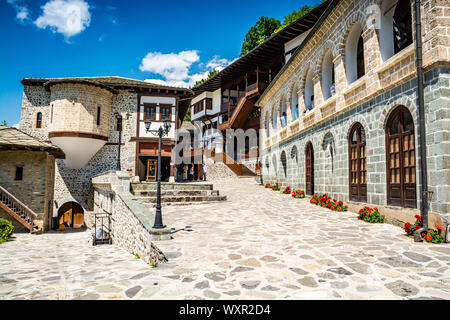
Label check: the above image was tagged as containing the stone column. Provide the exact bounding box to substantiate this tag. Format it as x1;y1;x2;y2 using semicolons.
333;54;347;111
298;90;306;117
362;25;382;96
313;74;323;109
285;101;292;125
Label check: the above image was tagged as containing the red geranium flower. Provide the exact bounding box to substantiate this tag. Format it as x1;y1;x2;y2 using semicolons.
436;225;442;230
426;235;432;241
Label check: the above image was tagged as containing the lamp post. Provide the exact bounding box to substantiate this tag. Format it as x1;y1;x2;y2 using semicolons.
144;117;171;229
114;112;123;171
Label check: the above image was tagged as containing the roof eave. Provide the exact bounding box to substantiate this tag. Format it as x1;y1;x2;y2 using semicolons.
256;0;340;106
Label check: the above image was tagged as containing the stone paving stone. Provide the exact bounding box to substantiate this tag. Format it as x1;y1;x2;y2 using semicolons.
0;178;449;300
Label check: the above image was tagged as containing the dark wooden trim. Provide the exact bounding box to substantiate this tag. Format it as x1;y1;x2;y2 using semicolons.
348;122;367;202
48;131;109;141
305;142;314;196
385;105;417;208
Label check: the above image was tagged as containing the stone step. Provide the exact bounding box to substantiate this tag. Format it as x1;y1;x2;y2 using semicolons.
132;190;220;197
135;195;227;204
143;200;228;208
131;182;214;191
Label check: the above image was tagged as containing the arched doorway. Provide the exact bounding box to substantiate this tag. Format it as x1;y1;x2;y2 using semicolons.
385;106;416;208
58;202;85;229
305;142;314;195
349;123;367;202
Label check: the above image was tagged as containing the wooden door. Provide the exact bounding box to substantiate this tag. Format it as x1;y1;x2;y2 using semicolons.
59;208;72;227
58;202;84;229
349;123;367;202
306;142;314;195
146;159;157;182
386;106;416;208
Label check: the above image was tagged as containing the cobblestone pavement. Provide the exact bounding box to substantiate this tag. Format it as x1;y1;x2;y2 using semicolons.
1;178;449;300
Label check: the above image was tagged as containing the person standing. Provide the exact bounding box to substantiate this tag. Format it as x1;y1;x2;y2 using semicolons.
202;164;207;181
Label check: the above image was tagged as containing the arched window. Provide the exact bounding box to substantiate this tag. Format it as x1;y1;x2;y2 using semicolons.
380;0;413;61
36;112;42;128
291;87;299;121
321;50;335;100
280;100;287;128
345;22;364;84
386;106;416;208
304;69;314;111
348;123;367;202
393;0;413;54
357;35;365;80
265;112;270;138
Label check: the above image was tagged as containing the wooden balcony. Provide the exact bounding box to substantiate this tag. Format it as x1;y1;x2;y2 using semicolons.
246;81;269;96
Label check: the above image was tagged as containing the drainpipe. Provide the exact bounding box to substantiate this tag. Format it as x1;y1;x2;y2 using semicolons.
414;0;429;231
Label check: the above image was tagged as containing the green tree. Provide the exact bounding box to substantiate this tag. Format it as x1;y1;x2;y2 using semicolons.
240;17;281;56
274;5;316;33
184;108;191;122
194;69;219;88
0;120;7;126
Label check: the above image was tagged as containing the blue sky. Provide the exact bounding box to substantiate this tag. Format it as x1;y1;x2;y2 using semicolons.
0;0;322;126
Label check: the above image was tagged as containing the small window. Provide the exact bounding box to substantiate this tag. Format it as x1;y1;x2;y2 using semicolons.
160;106;172;121
36;112;42;128
50;104;53;123
96;106;101;126
15;167;23;181
206;98;213;110
144;104;157;121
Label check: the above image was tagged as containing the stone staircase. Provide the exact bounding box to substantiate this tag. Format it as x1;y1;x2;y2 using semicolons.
0;184;41;233
131;182;227;207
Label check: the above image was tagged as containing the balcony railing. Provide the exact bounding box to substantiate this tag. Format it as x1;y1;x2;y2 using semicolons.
246;81;269;95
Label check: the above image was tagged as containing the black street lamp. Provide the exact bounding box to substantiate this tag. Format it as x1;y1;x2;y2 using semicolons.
144;117;171;229
114;112;123;171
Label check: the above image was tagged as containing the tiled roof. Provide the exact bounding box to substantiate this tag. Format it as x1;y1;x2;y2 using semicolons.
21;76;193;94
0;126;65;158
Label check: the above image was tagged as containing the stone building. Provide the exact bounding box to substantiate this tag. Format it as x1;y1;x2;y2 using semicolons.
257;0;449;228
0;126;64;232
189;2;330;176
18;77;192;229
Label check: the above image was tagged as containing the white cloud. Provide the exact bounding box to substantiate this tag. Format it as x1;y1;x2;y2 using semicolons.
7;0;30;22
34;0;91;39
140;50;235;88
144;70;210;88
206;56;233;72
139;50;200;82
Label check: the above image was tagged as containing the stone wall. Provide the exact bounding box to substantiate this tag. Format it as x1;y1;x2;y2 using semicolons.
204;157;238;181
259;0;449;230
0;150;55;231
19;86;51;141
20;86;138;217
261;67;450;230
92;171;167;266
48;83;113;137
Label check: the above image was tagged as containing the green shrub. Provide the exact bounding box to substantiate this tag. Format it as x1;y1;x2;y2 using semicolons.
0;218;14;244
358;207;385;223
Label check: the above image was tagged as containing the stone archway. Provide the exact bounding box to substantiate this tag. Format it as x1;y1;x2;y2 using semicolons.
57;201;85;229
